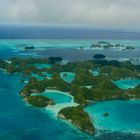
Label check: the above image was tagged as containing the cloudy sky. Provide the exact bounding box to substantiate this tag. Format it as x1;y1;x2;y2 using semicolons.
0;0;140;30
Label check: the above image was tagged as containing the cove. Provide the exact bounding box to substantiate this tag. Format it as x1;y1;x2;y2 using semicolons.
60;72;75;83
85;100;140;132
113;79;140;89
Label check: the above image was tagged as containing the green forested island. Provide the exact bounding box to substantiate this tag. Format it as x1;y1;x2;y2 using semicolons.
0;56;140;135
25;95;55;108
90;42;135;50
58;106;95;135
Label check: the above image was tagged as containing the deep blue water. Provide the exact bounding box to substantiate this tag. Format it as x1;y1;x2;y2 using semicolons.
0;48;15;59
1;25;140;39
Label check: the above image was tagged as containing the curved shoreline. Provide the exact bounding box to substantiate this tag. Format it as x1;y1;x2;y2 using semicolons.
85;100;140;134
43;89;78;116
44;89;75;102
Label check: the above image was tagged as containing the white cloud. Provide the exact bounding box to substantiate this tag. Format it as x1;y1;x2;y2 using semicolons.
0;0;140;29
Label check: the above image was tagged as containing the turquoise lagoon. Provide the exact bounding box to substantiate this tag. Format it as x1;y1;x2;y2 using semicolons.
32;72;52;80
42;72;52;79
32;90;72;104
30;64;52;80
85;100;140;132
32;90;78;116
32;64;52;69
60;72;75;83
31;72;52;81
44;90;72;104
113;79;140;89
31;73;45;81
44;90;78;115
